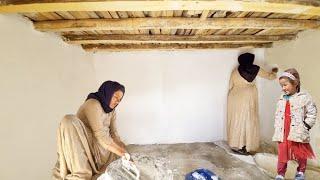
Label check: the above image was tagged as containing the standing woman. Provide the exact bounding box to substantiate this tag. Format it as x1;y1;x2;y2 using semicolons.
227;53;278;155
53;81;127;180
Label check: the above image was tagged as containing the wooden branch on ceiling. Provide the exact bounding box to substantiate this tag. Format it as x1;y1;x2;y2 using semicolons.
63;34;296;44
1;0;320;17
34;18;320;32
82;43;273;52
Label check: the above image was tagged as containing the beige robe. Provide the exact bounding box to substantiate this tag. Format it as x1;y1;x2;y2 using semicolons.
227;68;276;152
52;99;122;180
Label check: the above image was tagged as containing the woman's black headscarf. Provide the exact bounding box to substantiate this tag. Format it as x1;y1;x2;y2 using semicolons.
237;53;260;82
86;81;125;113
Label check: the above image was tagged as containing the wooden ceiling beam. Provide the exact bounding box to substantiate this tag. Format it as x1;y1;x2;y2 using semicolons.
63;34;295;44
34;17;320;32
1;0;320;17
82;43;273;52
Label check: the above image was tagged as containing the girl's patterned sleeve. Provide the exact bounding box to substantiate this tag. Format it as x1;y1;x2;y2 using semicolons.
304;94;317;129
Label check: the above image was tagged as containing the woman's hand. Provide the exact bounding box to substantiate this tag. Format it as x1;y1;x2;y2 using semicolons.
272;67;279;73
122;152;134;162
122;153;131;161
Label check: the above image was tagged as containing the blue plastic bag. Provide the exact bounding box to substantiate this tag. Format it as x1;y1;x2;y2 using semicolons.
185;168;219;180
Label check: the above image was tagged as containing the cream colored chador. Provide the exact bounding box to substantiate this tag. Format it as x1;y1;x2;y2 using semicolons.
227;53;277;153
52;81;127;180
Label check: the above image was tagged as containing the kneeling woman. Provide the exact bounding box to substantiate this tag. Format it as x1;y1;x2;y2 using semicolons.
53;81;127;180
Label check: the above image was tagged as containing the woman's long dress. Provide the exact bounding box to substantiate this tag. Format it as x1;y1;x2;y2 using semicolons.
227;68;276;152
52;99;122;180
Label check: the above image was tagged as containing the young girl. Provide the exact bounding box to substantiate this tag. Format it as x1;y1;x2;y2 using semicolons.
273;68;317;180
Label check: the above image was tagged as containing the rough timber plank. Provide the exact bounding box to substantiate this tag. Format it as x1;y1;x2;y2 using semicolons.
82;42;273;52
2;0;320;17
33;18;320;32
63;34;295;44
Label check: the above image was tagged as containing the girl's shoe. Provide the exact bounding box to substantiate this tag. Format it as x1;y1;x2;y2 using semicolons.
295;172;305;180
275;175;284;180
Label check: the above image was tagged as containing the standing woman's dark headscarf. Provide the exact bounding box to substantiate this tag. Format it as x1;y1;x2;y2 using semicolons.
237;53;260;82
87;81;125;113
